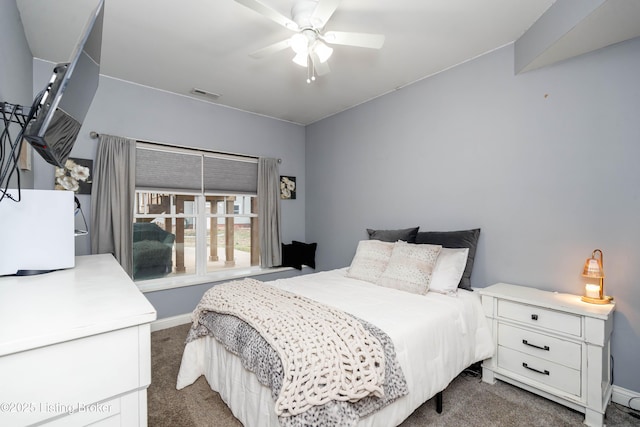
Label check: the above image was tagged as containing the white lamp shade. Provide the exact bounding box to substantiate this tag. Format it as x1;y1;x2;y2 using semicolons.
290;33;309;55
583;257;604;278
314;41;333;63
292;52;308;67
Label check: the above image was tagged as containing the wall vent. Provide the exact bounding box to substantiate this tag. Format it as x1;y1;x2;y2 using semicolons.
190;88;221;100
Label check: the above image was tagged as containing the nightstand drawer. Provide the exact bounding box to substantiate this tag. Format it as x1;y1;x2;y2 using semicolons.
498;300;581;336
498;346;581;396
498;323;581;369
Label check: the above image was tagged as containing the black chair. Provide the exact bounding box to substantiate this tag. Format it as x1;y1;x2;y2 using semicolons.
132;222;175;280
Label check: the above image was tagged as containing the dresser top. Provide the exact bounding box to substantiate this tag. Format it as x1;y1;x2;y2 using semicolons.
479;283;615;319
0;254;157;356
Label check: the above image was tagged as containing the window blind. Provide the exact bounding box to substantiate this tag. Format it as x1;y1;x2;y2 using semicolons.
135;147;202;191
135;145;258;194
204;155;257;194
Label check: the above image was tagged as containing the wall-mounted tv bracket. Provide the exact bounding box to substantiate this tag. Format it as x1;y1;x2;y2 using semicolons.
1;101;39;202
1;102;36;127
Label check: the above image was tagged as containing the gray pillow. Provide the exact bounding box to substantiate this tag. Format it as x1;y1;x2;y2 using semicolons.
367;227;419;243
415;228;480;291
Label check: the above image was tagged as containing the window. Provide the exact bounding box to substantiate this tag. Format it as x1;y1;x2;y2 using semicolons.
203;195;259;273
132;144;259;281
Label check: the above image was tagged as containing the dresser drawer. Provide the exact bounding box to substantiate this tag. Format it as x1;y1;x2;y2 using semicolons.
0;327;144;426
498;323;581;369
497;300;581;336
498;346;581;396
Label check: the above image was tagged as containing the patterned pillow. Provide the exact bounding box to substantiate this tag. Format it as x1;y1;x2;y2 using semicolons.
376;241;442;295
347;240;395;283
429;247;469;295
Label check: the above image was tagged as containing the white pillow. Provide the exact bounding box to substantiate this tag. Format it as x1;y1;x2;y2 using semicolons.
429;247;469;295
347;240;395;283
376;241;441;295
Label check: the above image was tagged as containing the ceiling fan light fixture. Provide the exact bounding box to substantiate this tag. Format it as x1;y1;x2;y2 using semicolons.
314;41;333;63
235;0;385;82
290;33;309;55
292;52;309;67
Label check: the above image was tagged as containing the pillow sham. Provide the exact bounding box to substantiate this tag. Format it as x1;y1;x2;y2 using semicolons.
429;247;469;295
415;228;480;290
376;241;441;295
366;227;419;243
347;239;395;283
292;241;317;269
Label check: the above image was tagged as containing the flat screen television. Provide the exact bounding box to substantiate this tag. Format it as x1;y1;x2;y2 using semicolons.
23;0;104;168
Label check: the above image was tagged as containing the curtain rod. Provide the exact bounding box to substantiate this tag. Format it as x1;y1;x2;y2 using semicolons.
89;131;281;163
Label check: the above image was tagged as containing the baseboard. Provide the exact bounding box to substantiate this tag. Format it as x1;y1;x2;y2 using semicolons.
612;385;640;410
151;313;192;332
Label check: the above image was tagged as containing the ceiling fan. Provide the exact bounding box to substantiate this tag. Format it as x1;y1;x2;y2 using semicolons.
235;0;385;83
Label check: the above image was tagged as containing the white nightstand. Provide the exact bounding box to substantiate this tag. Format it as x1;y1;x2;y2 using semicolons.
479;283;615;427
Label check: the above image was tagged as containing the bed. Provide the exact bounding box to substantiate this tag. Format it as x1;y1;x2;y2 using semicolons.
177;229;494;426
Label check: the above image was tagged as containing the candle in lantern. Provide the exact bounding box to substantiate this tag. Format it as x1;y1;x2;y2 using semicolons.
585;284;600;299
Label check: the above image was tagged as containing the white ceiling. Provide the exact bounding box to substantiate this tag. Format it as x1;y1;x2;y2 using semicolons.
16;0;561;125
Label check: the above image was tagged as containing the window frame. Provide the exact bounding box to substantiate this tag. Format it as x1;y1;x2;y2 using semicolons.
132;143;280;292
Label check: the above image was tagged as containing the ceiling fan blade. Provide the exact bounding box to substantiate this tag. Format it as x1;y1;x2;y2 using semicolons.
311;0;341;28
249;39;291;58
323;31;385;49
234;0;299;30
310;52;330;76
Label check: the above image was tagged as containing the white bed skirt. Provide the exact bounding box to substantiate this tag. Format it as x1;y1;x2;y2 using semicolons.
179;337;428;427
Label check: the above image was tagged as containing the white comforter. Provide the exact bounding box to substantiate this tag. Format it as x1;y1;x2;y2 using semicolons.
177;268;494;427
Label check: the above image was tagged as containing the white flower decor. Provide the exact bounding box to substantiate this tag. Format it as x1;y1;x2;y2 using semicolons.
55;158;92;194
280;176;296;199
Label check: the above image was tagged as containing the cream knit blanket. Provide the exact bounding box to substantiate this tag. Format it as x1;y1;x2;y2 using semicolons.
191;278;386;417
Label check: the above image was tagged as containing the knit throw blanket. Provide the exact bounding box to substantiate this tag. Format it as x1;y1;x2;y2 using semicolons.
191;278;388;417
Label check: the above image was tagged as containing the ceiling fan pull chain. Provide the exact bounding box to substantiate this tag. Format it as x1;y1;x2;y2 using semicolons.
306;55;316;84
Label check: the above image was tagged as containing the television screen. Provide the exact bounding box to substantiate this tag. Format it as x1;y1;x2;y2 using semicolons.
23;0;104;168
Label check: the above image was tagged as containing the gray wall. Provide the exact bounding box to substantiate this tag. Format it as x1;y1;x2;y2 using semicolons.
30;59;306;318
306;38;640;393
0;0;34;188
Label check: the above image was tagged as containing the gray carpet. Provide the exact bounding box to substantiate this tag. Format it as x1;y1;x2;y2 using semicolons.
148;324;638;427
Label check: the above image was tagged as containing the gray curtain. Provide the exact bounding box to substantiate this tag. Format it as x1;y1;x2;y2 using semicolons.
258;157;282;267
91;134;136;276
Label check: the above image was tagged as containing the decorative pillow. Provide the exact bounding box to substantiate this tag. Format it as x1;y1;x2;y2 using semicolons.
292;241;317;269
347;240;395;283
280;243;302;270
366;227;419;243
376;241;442;295
429;248;469;295
415;228;480;290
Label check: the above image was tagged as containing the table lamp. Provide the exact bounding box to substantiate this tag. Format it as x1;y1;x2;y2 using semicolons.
581;249;613;304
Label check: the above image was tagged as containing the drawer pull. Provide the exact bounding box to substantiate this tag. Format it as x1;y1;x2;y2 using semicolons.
522;339;550;351
522;362;549;376
531;314;538;321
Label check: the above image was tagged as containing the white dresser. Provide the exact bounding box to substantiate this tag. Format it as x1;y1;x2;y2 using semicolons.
0;254;157;426
480;283;615;427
